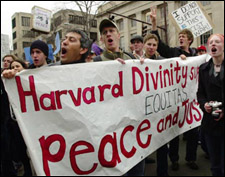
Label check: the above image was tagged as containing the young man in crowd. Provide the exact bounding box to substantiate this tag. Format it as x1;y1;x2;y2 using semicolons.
150;7;199;171
94;19;135;62
197;45;207;55
94;18;145;176
29;40;50;69
3;29;89;78
141;33;169;176
2;40;49;78
1;55;16;72
130;35;145;59
54;29;89;65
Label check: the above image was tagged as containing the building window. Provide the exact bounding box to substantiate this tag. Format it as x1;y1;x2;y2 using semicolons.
200;1;211;6
22;30;35;38
120;36;125;51
69;15;84;25
160;4;168;19
90;19;97;28
21;16;30;27
12;18;16;28
13;42;17;50
130;15;136;27
54;16;62;28
200;29;213;46
23;42;32;48
117;19;124;31
146;14;151;23
13;31;16;40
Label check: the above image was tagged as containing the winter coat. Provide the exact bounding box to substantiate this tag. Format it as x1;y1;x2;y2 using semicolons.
197;58;224;136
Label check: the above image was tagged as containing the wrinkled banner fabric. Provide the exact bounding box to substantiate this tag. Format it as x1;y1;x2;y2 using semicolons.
3;55;209;176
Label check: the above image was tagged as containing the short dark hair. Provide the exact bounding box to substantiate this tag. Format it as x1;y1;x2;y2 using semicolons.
66;29;90;62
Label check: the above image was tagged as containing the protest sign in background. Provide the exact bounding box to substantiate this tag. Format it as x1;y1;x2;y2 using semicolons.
3;55;209;176
170;1;214;38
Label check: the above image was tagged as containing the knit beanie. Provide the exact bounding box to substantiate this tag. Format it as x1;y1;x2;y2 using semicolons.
30;40;49;57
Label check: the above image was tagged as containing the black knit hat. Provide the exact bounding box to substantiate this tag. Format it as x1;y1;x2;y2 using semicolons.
30;40;49;57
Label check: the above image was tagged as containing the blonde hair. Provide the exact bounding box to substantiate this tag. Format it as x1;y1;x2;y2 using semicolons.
144;34;159;44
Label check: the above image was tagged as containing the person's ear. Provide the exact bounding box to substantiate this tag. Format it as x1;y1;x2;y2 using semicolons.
80;48;88;55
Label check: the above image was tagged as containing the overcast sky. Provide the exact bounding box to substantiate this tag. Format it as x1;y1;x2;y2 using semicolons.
1;1;83;48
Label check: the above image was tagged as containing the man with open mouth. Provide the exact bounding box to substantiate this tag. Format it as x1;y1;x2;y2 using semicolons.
150;6;199;172
93;19;135;62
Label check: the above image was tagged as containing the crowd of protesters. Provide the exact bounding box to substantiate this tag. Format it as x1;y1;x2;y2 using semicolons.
1;6;224;177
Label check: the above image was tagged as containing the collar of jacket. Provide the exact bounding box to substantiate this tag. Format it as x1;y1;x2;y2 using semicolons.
201;58;224;80
103;49;124;60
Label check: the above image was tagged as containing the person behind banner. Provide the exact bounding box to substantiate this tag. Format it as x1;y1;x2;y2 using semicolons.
141;33;169;176
197;34;224;176
1;54;17;73
2;40;49;79
8;59;33;176
29;40;51;68
94;18;144;176
93;19;136;63
51;29;89;65
197;45;207;56
130;35;145;59
150;6;199;171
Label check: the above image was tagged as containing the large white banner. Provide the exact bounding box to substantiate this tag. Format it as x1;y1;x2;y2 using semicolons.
3;55;209;176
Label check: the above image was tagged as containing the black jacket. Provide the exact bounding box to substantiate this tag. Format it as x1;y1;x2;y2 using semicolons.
197;58;224;136
1;78;11;126
151;30;196;58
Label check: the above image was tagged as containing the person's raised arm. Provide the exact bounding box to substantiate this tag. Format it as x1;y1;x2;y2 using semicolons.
150;7;157;31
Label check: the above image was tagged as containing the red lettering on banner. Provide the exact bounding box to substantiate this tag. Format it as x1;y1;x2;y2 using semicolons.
70;141;98;175
39;119;153;175
112;71;123;98
98;133;121;167
157;107;180;133
120;125;136;158
83;87;96;104
15;76;40;113
68;89;82;107
39;134;66;176
98;85;111;101
40;92;57;111
174;61;181;84
132;67;144;94
191;100;202;121
136;119;152;148
15;72;124;113
179;99;189;128
55;90;68;109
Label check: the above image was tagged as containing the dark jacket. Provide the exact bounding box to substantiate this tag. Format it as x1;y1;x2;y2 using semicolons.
1;78;11;126
151;30;197;58
197;58;224;136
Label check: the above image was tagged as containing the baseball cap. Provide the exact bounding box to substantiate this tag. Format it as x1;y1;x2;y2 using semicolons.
99;19;119;34
197;45;207;51
130;35;144;43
